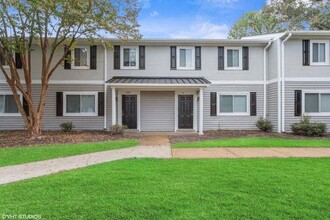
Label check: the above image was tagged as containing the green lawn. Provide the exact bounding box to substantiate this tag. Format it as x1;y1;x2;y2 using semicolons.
0;140;139;167
0;158;329;219
172;137;330;148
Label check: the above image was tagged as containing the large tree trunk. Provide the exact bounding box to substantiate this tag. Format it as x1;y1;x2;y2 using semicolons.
27;117;42;138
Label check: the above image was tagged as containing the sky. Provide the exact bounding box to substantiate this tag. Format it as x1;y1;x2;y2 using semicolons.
138;0;267;39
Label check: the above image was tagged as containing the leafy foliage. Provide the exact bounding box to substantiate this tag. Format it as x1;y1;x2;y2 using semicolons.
60;121;75;132
256;117;273;132
291;115;327;137
228;0;330;39
110;124;127;135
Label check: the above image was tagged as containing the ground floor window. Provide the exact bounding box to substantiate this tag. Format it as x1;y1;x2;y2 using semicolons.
0;93;21;115
218;93;248;115
304;92;330;114
64;92;97;116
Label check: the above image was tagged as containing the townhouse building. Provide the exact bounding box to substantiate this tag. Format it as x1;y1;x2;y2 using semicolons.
1;31;329;134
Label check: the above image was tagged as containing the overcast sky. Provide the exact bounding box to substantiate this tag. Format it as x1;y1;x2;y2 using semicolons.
138;0;266;39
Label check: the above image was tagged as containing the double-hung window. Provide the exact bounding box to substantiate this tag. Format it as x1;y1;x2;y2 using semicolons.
225;47;242;70
121;46;138;69
304;91;330;115
310;40;329;65
64;92;98;116
0;93;21;116
72;47;90;69
218;93;249;115
177;47;194;69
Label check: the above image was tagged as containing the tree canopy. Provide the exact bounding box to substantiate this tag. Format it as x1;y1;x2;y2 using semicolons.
228;0;330;39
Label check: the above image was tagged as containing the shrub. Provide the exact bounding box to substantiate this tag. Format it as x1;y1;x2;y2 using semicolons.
110;124;127;135
60;121;75;132
256;117;273;132
291;115;327;137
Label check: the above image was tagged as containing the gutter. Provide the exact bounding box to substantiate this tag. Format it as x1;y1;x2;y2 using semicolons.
102;41;108;130
263;40;273;118
281;33;292;132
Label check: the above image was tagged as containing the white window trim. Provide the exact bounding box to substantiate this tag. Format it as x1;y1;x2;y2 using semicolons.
0;91;22;116
310;40;330;66
224;47;242;70
71;46;90;70
177;46;195;70
217;92;250;116
302;90;330;116
120;46;139;70
63;92;98;117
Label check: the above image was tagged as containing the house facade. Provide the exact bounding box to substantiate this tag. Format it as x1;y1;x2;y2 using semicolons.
0;31;330;134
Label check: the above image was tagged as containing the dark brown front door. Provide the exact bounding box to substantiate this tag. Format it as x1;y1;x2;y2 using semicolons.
178;95;193;129
122;95;137;129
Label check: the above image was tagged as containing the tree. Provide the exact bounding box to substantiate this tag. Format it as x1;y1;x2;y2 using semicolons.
228;11;283;39
228;0;329;39
0;0;140;138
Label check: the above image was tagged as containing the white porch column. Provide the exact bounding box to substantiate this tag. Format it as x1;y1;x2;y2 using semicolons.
199;88;204;135
112;87;116;125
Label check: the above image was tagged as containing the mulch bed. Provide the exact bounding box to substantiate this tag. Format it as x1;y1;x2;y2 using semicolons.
169;130;330;144
0;130;142;148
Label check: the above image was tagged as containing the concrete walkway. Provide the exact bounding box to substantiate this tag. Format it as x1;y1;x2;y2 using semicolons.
172;148;330;158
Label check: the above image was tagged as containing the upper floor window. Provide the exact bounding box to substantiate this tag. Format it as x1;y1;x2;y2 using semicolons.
72;47;90;69
225;47;242;70
0;93;21;116
310;40;329;65
121;46;138;69
218;93;249;115
304;91;330;115
64;92;98;116
0;49;9;68
177;47;194;70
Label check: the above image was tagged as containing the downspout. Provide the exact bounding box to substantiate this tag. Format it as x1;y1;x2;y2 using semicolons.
281;33;292;132
277;40;281;133
263;40;273;118
102;41;108;130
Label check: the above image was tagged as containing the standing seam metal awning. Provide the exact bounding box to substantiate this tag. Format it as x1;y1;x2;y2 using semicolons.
106;77;211;87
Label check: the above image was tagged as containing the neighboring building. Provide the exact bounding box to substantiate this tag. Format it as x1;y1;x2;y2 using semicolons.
0;31;330;134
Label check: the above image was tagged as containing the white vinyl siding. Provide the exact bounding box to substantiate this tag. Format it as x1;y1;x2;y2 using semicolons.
121;46;138;69
225;47;242;70
310;40;329;65
218;92;249;115
177;47;194;70
72;47;90;69
64;92;98;116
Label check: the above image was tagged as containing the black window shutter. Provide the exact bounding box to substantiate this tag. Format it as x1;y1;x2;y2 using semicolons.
218;46;224;70
90;45;97;69
15;53;22;69
210;92;217;116
242;47;249;70
98;92;105;116
250;92;257;116
23;96;29;116
114;45;120;70
294;90;302;116
302;40;310;66
170;46;176;70
56;92;63;116
139;46;145;70
64;46;71;69
195;46;201;70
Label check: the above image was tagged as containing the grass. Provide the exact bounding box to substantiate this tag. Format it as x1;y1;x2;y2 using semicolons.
0;140;139;167
0;158;329;219
172;137;330;148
